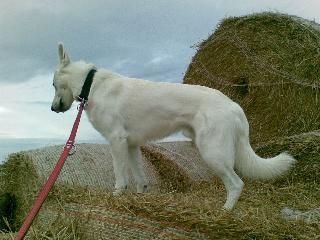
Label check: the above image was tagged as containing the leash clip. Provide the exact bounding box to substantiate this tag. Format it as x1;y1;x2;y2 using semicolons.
65;140;77;156
76;96;88;110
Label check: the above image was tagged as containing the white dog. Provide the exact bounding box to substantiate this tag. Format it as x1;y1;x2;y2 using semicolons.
51;43;295;210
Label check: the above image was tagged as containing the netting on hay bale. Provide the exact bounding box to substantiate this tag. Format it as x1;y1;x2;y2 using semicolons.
21;142;212;193
184;12;320;144
1;136;319;238
0;142;212;239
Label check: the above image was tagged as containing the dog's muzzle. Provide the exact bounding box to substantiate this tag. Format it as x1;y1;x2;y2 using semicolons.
51;106;58;113
51;99;64;113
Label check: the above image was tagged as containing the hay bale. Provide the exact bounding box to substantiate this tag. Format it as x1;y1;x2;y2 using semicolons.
142;142;213;191
0;142;213;239
0;193;16;231
256;130;320;158
256;130;320;185
22;143;158;192
0;233;11;240
1;136;319;239
44;202;209;239
10;142;212;194
184;12;320;144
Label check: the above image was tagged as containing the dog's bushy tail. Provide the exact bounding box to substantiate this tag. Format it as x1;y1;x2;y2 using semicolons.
234;113;295;179
235;138;295;179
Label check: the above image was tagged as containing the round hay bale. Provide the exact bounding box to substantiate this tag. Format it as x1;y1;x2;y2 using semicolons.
0;142;213;238
256;130;320;184
256;130;320;158
1;138;318;239
11;142;212;195
44;202;209;239
184;12;320;144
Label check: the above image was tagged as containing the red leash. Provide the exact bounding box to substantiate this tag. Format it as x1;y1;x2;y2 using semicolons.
15;101;86;240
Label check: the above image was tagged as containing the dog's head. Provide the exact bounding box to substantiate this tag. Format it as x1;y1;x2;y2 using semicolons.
51;43;75;113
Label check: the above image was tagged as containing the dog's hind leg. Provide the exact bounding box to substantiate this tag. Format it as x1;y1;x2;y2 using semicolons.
110;136;130;196
195;127;244;210
128;146;148;193
219;168;244;210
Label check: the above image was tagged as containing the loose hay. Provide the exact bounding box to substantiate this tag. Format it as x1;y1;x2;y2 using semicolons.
0;142;213;239
0;135;319;239
184;12;320;144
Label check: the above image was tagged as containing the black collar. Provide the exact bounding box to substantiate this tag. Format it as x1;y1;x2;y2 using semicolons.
77;69;97;102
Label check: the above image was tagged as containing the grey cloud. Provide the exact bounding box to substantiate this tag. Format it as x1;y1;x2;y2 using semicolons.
0;0;224;83
1;0;319;85
113;53;190;82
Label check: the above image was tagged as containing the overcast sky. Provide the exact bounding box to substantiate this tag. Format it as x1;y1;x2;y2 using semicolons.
1;0;320;140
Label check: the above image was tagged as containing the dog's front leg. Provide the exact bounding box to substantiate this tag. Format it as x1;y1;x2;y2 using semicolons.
128;146;148;193
110;135;130;196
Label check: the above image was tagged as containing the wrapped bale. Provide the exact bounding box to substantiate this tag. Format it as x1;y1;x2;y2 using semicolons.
184;12;320;144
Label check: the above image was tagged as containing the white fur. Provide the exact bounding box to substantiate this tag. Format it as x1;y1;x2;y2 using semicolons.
51;43;295;210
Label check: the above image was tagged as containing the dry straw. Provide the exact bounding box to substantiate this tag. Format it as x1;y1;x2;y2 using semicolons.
184;12;320;145
0;142;213;239
0;133;319;239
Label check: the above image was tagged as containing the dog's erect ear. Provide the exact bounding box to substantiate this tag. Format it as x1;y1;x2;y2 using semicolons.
58;42;71;67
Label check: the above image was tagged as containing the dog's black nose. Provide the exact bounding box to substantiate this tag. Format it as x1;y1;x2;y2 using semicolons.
51;106;55;112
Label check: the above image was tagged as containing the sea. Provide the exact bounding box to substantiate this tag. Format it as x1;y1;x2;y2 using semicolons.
0;138;105;164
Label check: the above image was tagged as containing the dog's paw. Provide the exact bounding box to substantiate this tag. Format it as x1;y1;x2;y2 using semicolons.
113;186;127;196
137;184;148;194
222;205;233;211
